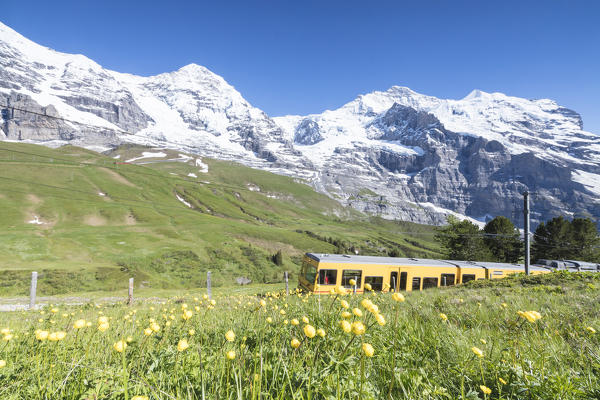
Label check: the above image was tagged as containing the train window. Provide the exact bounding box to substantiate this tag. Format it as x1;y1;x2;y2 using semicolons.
462;274;475;284
342;270;362;288
365;276;383;291
303;263;317;284
318;269;337;285
412;277;421;291
441;274;455;286
400;272;407;291
492;271;503;276
390;272;398;291
422;277;438;289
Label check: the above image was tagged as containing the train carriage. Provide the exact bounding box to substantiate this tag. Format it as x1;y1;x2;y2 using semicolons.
299;253;554;293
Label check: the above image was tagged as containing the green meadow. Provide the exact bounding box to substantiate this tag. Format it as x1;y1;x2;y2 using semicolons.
0;142;440;296
0;272;598;399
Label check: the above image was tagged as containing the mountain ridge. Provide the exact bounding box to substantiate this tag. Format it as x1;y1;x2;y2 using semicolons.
1;21;599;227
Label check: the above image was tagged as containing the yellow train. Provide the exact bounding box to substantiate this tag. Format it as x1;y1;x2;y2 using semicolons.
298;253;552;293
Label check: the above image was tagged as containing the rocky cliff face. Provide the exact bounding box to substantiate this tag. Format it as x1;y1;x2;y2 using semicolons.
1;22;599;226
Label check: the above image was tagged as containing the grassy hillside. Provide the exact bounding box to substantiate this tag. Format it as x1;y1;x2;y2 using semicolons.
0;142;441;296
0;272;598;399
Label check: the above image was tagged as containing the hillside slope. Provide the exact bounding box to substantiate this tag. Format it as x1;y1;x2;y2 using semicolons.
0;142;441;296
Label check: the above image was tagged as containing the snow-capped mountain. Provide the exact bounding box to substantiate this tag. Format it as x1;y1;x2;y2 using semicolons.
1;21;599;226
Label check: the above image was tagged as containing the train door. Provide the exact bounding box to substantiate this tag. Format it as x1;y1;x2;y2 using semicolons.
399;271;407;291
390;271;398;292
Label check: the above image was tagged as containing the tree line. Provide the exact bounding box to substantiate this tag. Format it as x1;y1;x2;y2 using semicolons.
435;215;599;263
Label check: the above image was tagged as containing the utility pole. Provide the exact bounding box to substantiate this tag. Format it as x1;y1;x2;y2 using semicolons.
523;191;530;275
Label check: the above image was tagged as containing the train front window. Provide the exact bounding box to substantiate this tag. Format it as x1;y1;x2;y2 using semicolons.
441;274;455;286
318;269;337;285
303;262;317;284
342;269;362;288
423;277;438;289
365;276;383;291
462;274;475;284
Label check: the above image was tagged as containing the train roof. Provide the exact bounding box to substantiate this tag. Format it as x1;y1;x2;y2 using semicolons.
306;253;547;271
306;253;450;267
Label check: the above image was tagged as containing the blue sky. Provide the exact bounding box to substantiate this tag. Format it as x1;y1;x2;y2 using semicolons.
4;1;600;132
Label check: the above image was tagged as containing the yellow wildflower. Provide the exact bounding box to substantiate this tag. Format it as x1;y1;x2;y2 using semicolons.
291;318;299;326
226;350;236;360
177;339;189;352
35;330;49;341
0;360;5;368
144;328;152;336
499;377;507;385
351;321;366;335
364;283;372;291
182;310;193;320
290;338;301;348
352;308;363;317
266;317;273;323
98;322;110;332
586;326;596;334
150;322;160;332
73;319;86;330
349;279;356;286
340;300;349;309
317;328;326;337
189;329;196;336
131;396;149;400
362;343;374;357
471;347;484;358
340;320;352;333
480;338;487;345
335;286;348;295
480;385;491;395
341;311;352;319
375;313;386;326
303;324;316;338
225;330;235;342
113;340;127;353
439;313;448;322
392;292;405;302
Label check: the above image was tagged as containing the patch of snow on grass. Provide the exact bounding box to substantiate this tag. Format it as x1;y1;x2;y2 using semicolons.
195;158;209;173
125;151;167;163
187;173;197;178
28;216;44;225
175;193;192;208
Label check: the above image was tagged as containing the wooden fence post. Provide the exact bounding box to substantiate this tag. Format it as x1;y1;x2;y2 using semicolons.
29;271;37;309
207;271;212;300
284;271;289;296
128;277;134;305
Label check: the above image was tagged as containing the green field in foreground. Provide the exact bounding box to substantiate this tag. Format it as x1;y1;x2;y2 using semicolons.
0;272;599;399
0;142;441;296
